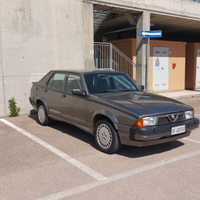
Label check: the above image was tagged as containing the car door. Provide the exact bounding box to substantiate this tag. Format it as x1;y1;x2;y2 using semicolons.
44;73;66;118
61;73;87;126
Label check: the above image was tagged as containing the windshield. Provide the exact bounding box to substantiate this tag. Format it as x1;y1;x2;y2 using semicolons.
84;72;139;94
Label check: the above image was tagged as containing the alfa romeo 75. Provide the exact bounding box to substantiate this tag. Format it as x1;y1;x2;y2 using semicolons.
29;70;199;153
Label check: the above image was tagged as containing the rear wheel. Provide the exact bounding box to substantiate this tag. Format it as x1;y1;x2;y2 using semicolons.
37;103;51;126
94;119;121;154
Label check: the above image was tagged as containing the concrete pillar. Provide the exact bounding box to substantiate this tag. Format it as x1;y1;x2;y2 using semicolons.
136;11;150;86
82;2;94;70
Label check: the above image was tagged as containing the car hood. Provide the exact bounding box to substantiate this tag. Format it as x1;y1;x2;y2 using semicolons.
96;91;191;116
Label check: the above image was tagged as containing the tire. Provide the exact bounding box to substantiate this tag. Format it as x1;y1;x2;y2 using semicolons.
94;119;121;154
37;103;51;126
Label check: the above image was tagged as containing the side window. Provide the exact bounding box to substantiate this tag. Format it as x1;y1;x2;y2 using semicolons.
47;73;65;91
47;76;53;88
65;74;83;94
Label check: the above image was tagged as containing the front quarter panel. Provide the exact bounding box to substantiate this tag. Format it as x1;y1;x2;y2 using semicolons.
86;95;138;132
92;109;119;130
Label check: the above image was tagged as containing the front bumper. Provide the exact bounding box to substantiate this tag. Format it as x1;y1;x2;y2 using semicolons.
118;118;199;147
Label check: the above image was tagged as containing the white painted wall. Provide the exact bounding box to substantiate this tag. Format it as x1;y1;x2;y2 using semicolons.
0;0;94;117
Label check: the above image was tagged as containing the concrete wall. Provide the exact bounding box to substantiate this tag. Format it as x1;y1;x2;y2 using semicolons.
0;0;94;117
85;0;200;20
185;43;200;90
0;37;5;116
110;38;186;92
0;0;197;117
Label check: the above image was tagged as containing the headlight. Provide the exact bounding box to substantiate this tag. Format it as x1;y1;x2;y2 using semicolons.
185;110;194;119
133;116;158;127
143;116;158;126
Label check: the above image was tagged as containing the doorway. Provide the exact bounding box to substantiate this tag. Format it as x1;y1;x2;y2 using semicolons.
196;49;200;88
153;47;169;91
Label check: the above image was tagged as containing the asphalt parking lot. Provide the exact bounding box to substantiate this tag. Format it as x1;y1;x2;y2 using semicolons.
1;96;200;200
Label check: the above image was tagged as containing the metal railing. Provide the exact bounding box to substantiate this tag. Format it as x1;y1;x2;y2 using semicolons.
94;42;136;78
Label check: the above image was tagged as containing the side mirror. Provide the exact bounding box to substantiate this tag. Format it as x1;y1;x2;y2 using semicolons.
72;89;86;97
139;85;145;91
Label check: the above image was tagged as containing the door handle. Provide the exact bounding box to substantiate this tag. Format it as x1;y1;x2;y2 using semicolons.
62;94;66;98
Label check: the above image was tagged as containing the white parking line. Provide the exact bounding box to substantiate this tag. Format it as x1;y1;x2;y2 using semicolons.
37;150;200;200
195;114;200;117
0;119;106;181
184;138;200;144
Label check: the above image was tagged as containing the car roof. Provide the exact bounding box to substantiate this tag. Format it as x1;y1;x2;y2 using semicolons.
50;69;125;75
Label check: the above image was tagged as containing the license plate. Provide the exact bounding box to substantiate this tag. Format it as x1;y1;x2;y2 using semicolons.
171;125;185;135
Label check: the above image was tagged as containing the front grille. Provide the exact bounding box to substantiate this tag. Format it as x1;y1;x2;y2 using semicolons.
157;112;186;125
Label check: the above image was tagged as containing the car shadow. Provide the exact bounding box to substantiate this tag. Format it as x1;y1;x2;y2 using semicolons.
116;140;184;158
50;121;97;148
28;112;96;148
29;111;185;158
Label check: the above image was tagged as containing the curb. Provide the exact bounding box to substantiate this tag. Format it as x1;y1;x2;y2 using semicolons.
157;91;200;99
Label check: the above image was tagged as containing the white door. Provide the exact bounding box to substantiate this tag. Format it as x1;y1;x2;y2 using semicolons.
196;49;200;88
153;47;169;90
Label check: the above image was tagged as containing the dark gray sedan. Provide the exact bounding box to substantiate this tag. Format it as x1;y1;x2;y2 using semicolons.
29;70;199;153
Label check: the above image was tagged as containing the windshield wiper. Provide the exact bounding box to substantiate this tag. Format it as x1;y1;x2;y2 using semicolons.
95;90;116;94
94;89;136;94
120;89;135;92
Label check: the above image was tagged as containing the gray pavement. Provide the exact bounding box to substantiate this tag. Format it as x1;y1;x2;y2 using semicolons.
0;95;200;200
156;89;200;99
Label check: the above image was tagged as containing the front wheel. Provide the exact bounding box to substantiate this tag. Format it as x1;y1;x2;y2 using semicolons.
94;120;121;154
37;103;51;126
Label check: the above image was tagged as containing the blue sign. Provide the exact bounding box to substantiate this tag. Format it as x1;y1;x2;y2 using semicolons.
140;30;162;38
